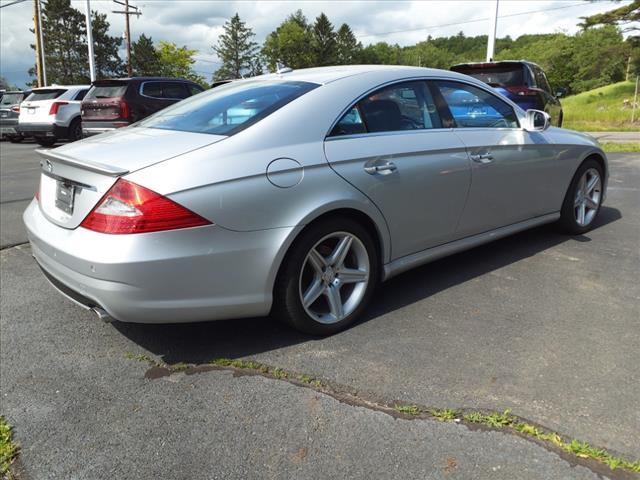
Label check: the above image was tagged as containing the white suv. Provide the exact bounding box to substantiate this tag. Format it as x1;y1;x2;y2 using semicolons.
18;85;90;146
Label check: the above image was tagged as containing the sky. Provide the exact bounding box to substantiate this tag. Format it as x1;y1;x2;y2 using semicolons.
0;0;633;88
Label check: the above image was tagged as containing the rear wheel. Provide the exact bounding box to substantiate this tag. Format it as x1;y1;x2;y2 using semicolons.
35;137;56;147
273;218;379;335
68;118;82;142
558;159;603;234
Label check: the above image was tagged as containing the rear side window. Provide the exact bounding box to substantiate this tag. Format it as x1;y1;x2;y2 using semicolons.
141;82;163;98
434;81;519;128
532;66;552;94
74;89;89;101
329;106;366;136
138;80;318;136
453;65;524;88
187;84;204;96
86;84;128;99
25;89;66;101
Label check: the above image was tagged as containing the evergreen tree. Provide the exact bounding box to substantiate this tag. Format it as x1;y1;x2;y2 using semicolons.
90;11;124;79
262;10;314;70
312;13;337;66
131;34;161;76
213;13;259;80
335;23;362;64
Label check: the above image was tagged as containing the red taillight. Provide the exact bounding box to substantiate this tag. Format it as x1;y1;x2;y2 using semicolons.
80;179;212;234
505;86;540;97
49;101;69;115
119;99;130;119
35;180;40;202
11;105;20;113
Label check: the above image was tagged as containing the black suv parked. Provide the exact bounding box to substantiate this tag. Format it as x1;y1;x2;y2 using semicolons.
451;61;564;127
81;77;205;137
0;90;31;142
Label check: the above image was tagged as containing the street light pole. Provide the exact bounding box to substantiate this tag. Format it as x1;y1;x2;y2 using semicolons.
85;0;96;82
32;0;43;87
36;0;47;86
486;0;499;62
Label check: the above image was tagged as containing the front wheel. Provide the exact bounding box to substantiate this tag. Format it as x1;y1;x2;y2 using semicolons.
558;159;603;234
273;218;379;335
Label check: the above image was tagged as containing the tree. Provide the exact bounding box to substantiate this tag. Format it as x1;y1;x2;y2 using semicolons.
335;24;361;65
90;11;124;79
131;34;161;76
580;0;640;33
262;10;315;70
213;13;259;80
156;41;206;86
29;0;122;84
312;13;337;66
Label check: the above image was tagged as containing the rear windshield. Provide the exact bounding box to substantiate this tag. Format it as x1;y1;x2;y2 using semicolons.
0;93;23;106
137;80;318;136
86;84;128;99
453;65;524;87
25;89;66;101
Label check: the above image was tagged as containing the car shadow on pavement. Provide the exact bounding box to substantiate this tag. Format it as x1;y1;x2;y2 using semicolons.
114;206;622;365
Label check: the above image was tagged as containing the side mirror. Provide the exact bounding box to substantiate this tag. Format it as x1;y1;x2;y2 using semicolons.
555;87;567;98
525;109;551;131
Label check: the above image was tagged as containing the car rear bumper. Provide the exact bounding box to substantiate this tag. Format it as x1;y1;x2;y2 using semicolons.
0;118;20;136
17;122;66;137
23;199;296;323
82;121;130;137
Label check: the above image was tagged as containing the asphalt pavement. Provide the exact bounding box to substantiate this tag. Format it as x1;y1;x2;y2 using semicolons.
1;141;639;479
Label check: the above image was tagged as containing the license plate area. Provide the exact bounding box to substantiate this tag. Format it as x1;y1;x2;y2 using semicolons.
55;181;75;215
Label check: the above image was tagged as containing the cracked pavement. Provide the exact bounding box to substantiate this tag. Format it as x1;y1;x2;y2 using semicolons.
1;142;639;479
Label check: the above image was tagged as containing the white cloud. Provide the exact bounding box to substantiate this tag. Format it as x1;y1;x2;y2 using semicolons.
0;0;629;87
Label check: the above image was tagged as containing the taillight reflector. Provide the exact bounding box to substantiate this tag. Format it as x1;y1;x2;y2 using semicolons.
49;101;69;115
119;99;130;119
11;106;20;113
80;179;211;234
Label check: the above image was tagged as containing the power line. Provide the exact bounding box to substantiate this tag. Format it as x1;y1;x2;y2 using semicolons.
0;0;29;8
356;1;593;39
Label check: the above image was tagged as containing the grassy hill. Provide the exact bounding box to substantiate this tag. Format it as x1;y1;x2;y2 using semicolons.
562;81;639;132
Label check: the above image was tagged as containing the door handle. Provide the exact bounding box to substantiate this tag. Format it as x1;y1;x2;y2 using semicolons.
470;153;494;164
364;161;397;175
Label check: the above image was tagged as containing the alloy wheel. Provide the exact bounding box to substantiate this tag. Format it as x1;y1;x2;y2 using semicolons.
299;232;370;324
574;168;601;227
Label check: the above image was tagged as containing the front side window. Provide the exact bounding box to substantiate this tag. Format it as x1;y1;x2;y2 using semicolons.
359;81;442;133
434;81;519;128
138;80;318;136
163;83;188;99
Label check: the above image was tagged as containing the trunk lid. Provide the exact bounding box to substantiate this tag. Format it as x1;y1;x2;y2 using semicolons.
82;81;129;121
36;127;226;229
19;88;66;124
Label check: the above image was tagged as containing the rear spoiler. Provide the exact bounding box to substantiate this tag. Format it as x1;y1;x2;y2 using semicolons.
36;148;129;176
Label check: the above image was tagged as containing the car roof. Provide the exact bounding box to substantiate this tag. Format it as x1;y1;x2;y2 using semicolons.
253;64;476;85
32;85;90;90
93;77;195;83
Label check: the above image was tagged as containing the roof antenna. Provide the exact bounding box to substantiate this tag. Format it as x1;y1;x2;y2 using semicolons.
276;61;292;75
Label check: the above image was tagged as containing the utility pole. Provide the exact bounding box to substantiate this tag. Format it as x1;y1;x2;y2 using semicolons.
486;0;499;62
36;0;47;86
85;0;96;82
113;0;141;77
33;0;43;87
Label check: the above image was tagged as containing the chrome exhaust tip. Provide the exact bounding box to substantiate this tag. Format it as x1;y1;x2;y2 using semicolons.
91;307;112;323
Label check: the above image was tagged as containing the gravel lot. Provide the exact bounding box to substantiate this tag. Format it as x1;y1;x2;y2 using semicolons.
1;141;639;479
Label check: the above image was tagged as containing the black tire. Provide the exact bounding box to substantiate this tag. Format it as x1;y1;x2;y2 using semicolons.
558;158;604;235
272;217;379;336
67;118;82;142
35;137;56;147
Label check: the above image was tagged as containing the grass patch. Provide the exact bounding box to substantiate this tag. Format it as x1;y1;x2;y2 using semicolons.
209;358;324;387
0;416;20;479
430;408;458;421
394;404;420;416
600;142;640;153
562;81;639;131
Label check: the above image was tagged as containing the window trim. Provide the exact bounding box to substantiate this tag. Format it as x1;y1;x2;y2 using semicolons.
325;76;522;141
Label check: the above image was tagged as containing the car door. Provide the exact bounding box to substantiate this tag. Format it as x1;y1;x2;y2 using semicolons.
430;79;560;238
324;80;471;260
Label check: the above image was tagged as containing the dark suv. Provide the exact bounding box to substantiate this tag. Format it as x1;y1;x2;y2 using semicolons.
450;61;564;127
81;77;205;137
0;90;31;142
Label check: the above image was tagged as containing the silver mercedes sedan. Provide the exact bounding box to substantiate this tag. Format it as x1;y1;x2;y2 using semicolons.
24;65;608;335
